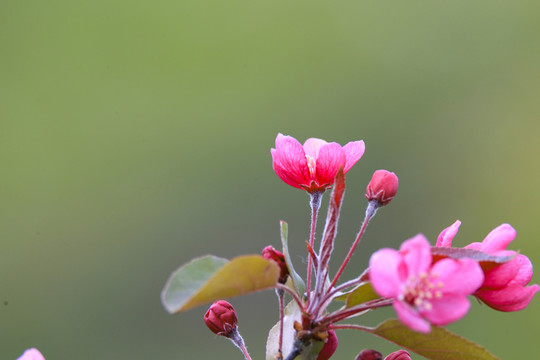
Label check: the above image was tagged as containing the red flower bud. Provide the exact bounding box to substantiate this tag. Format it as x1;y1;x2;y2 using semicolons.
355;349;383;360
204;300;238;337
384;350;411;360
262;246;289;283
316;328;338;360
365;170;399;206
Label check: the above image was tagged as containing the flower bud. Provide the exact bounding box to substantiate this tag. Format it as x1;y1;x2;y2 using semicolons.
384;350;411;360
262;246;289;283
365;170;399;206
355;349;383;360
316;328;338;360
204;300;238;337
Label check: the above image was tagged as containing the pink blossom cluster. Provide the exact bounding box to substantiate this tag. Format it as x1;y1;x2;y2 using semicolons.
369;221;539;333
192;133;538;360
437;221;539;312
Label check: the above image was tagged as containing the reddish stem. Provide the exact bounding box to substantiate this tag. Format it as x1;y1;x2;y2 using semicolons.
277;289;285;360
320;298;392;325
275;283;305;311
331;323;373;331
329;201;377;290
306;191;322;305
312;271;368;319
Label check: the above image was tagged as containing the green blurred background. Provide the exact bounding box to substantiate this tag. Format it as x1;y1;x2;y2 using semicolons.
1;0;539;359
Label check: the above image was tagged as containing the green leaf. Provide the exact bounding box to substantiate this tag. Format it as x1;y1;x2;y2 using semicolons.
366;319;500;360
161;254;280;313
266;300;324;360
281;221;305;297
345;282;380;308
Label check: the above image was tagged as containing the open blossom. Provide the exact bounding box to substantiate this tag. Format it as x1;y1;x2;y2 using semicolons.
17;348;45;360
369;234;484;333
437;222;539;312
271;133;365;193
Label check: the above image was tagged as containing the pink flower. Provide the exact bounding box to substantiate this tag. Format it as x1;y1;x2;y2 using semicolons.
17;348;45;360
271;133;365;193
365;170;399;206
369;234;484;333
436;222;539;312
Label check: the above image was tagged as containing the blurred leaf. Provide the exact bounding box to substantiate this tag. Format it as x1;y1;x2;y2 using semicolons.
266;300;324;360
344;282;380;308
431;247;515;265
161;255;280;313
366;319;500;360
281;220;306;298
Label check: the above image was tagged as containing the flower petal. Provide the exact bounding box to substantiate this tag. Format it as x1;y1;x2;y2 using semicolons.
17;348;45;360
482;256;522;289
342;140;365;173
303;138;328;159
399;234;431;276
424;294;471;325
436;220;461;247
369;248;406;298
476;284;540;312
271;134;310;188
314;143;346;186
393;300;431;333
466;224;516;254
432;258;483;295
507;255;534;286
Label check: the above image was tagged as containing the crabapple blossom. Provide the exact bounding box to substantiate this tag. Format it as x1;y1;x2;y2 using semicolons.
365;170;399;206
262;245;289;284
384;350;411;360
204;300;238;337
369;234;484;333
356;349;383;360
437;222;539;311
316;328;338;360
17;348;45;360
271;133;365;193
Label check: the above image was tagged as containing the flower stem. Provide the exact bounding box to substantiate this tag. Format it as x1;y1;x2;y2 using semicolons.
275;283;304;311
276;288;285;360
230;330;252;360
329;201;377;290
312;271;368;319
331;324;373;332
306;191;322;305
320;298;392;325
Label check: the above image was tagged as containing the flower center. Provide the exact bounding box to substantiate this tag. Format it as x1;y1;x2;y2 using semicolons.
401;271;444;311
306;155;317;178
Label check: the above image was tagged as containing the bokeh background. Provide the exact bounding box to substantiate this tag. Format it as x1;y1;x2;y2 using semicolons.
1;0;539;359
